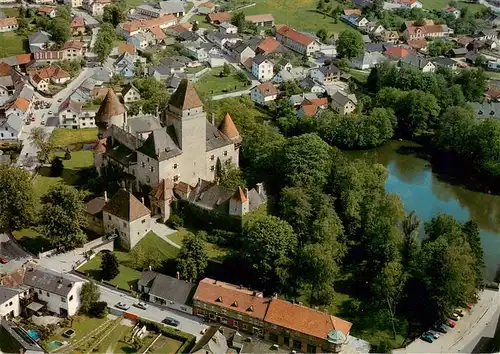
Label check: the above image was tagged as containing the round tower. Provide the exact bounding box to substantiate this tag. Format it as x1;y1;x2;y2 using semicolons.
95;89;127;138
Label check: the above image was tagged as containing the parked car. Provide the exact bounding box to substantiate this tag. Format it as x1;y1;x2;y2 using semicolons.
447;319;456;327
0;256;9;264
25;120;31;125
31;115;35;121
57;98;63;102
133;302;148;310
427;330;440;339
450;313;460;321
456;309;465;317
41;119;46;125
433;324;449;333
115;302;130;310
48;110;53;115
420;334;434;343
162;317;180;327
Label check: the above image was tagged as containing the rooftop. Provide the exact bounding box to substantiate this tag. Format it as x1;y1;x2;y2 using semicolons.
102;189;150;221
169;79;203;110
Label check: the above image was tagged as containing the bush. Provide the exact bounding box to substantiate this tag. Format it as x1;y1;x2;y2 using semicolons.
206;229;238;247
173;200;242;233
50;157;64;177
167;214;183;229
89;301;108;318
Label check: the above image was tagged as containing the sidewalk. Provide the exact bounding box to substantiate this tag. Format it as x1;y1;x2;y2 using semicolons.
150;220;180;249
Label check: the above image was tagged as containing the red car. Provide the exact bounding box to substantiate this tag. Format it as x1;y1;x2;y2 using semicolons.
31;115;35;121
447;319;456;327
0;256;9;264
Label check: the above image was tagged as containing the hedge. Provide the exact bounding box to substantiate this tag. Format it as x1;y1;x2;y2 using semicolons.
137;318;196;353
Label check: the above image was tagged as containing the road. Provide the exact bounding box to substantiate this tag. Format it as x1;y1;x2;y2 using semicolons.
393;289;500;353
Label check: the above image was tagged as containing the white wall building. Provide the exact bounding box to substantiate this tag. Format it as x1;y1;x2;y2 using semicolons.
250;83;278;105
0;287;21;319
251;54;274;82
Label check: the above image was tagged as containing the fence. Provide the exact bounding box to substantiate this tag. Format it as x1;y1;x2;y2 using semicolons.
186;67;210;82
38;236;114;259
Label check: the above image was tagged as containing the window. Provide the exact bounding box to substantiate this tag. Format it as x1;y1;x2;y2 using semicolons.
141;162;146;168
234;320;239;327
69;295;73;301
209;313;216;320
210;155;215;160
39;290;42;294
173;163;178;169
46;292;50;297
147;158;150;162
223;151;228;156
173;175;179;182
108;215;111;220
221;318;228;324
242;324;247;330
146;176;150;183
150;166;154;172
8;301;12;306
61;297;66;302
210;166;215;171
142;219;145;224
123;222;126;227
293;340;301;350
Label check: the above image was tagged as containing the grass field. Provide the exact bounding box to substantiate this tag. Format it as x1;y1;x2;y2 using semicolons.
242;0;351;33
148;335;184;353
93;324;156;353
49;128;98;149
12;228;51;255
2;8;21;17
195;67;249;96
420;0;487;11
167;228;229;261
190;14;216;29
0;32;28;58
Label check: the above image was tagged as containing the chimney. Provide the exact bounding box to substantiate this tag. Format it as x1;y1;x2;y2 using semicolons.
104;191;108;202
176;271;180;280
141;197;145;204
211;113;215;125
256;182;263;195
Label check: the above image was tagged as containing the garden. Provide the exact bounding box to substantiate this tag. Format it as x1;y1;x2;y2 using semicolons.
195;66;250;96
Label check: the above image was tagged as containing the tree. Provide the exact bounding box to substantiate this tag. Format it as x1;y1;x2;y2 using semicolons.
38;185;88;252
0;165;35;231
94;24;116;63
428;39;453;56
462;220;484;288
133;76;170;115
223;62;231;77
316;28;328;43
29;127;53;162
55;4;71;21
336;30;363;59
474;54;487;67
49;18;70;45
89;301;108;318
131;246;162;270
80;281;100;313
101;251;120;280
128;102;141;117
103;4;126;27
231;11;246;32
176;231;209;281
397;90;440;137
317;0;325;11
192;21;199;32
401;211;421;268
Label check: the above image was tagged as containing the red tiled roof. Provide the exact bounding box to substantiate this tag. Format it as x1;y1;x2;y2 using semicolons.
0;17;17;28
122;14;177;33
38;6;55;14
232;186;247;202
32;65;70;80
407;39;427;49
455;36;473;46
301;104;318;117
149;26;166;40
245;14;274;23
255;82;278;97
384;47;410;59
199;1;216;8
343;9;361;16
264;299;353;339
257;37;280;54
307;97;328;107
0;63;10;76
193;278;270;320
276;25;314;46
16;54;32;65
406;20;446;36
71;16;84;28
10;97;30;112
208;11;231;23
171;23;192;33
119;43;136;54
486;87;500;99
63;40;84;50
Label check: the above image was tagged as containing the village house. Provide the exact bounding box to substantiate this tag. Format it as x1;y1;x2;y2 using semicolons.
83;0;112;16
380;30;399;43
352;51;386;70
403;20;453;40
384;46;411;60
34;50;63;64
430;57;458;71
113;52;146;79
62;40;85;59
228;42;255;64
58;99;96;128
138;271;195;314
219;21;238;34
0;18;18;33
118;15;178;38
198;1;216;14
206;30;241;49
399;54;435;72
383;0;422;10
121;83;141;103
190;326;228;354
331;91;357;115
255;37;281;55
207;11;231;25
299;77;326;93
0;286;21;319
70;17;85;35
341;14;369;29
250;82;278;105
309;65;340;84
23;267;84;317
298;97;329;118
441;5;461;19
37;6;57;17
65;0;83;8
28;31;51;53
30;66;70;92
135;1;185;18
251;54;274;82
128;31;155;51
275;25;320;56
407;39;428;52
245;14;275;27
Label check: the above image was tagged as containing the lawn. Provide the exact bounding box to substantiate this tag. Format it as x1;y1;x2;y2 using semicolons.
2;8;20;17
242;0;351;33
49;128;98;149
195;67;249;96
12;228;51;255
149;335;184;354
167;228;229;261
190;14;216;29
420;0;487;12
350;69;370;84
185;65;207;74
91;324;156;353
0;32;29;58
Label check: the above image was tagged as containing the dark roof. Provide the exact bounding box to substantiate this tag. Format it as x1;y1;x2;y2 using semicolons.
364;42;393;53
137;129;182;161
121;83;139;97
178;31;199;41
232;41;253;54
206;121;233;152
138;270;157;288
318;65;340;75
400;54;431;69
106;143;137;166
188;182;234;210
331;91;352;106
252;54;269;65
169;79;203;110
127;116;163;134
102;189;150;221
0;286;19;304
300;77;319;89
85;196;106;216
451;47;468;55
23;268;80;297
140;270;195;304
431;57;456;67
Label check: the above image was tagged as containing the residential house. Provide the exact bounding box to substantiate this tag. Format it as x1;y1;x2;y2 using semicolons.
138;271;195;314
190;326;229;354
34;50;63;64
5;96;31;123
70;17;85;35
384;46;411;60
272;66;307;84
65;0;83;8
122;83;141;103
468;101;500;119
128;32;152;51
441;5;461;19
0;114;23;141
383;0;422;10
341;14;369;29
185;41;219;61
62;40;85;59
37;6;56;17
403;20;452;40
252;54;274;81
289;92;318;106
343;9;361;16
113;52;146;78
149;57;189;79
264;299;352;353
30;66;70;92
58;99;96;128
399;54;435;72
352;51;386;70
169;23;192;35
207;30;241;49
118;15;178;39
83;0;112;16
102;189;151;250
368;23;385;36
207;11;231;25
245;14;274;27
299;77;326;93
365;41;394;53
192;278;271;336
219;21;238;34
331;91;357;115
448;47;468;58
0;18;18;33
275;25;320;56
309;65;340;84
298;97;329;118
198;1;216;14
471;30;497;41
250;82;278;105
0;286;21;319
228;42;255;64
380;30;399;43
407;39;428;52
431;56;458;70
23;267;84;316
28;31;51;53
255;37;281;55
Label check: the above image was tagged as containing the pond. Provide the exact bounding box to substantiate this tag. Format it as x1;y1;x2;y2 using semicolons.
347;140;500;281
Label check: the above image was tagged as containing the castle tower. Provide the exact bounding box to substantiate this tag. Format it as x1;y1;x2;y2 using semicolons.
229;186;249;216
95;89;127;138
166;79;207;185
218;112;241;165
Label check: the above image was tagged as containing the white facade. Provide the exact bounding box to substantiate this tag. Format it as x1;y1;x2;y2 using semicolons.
123;87;141;103
59;109;96;129
102;211;151;249
0;290;20;319
33;282;83;316
250;86;277;105
148;293;193;314
65;0;83;7
252;59;273;82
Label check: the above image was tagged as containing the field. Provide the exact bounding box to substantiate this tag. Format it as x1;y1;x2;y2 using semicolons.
148;335;184;353
12;228;51;255
0;32;28;58
49;128;98;149
420;0;487;11
2;8;21;17
190;14;216;29
195;67;249;96
242;0;351;33
167;228;229;261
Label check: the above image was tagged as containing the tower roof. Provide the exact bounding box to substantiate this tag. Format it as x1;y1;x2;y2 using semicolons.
103;189;150;222
232;186;247;202
218;112;242;144
169;79;203;110
95;89;126;123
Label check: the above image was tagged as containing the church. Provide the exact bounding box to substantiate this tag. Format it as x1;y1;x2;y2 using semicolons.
92;79;244;221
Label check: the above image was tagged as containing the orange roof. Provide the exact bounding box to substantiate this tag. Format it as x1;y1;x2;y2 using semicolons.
307;97;328;107
301;104;318;117
16;54;32;65
0;63;10;76
232;186;247;202
276;25;314;46
407;39;427;49
208;11;231;23
199;1;216;7
174;181;192;193
193;278;270;320
63;40;84;50
38;6;55;14
218;112;241;141
384;46;410;59
406;20;446;36
119;42;136;54
245;14;274;23
33;66;70;80
122;14;177;33
149;26;166;40
71;16;84;28
0;17;17;28
486;87;500;99
170;23;192;33
255;82;278;97
257;37;280;53
92;87;110;98
343;9;361;16
265;299;353;339
10;97;30;112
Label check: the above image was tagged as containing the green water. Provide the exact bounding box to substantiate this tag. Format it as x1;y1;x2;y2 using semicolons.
347;140;500;281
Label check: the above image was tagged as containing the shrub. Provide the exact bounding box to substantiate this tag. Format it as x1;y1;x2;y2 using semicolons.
89;301;108;318
167;214;183;229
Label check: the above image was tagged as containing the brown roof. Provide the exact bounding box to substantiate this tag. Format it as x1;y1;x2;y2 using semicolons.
193;278;270;320
71;16;85;28
0;17;17;28
92;87;110;99
232;186;247;202
486;86;500;99
301;104;318;117
199;1;216;7
384;47;410;59
38;6;55;14
16;54;32;65
406;20;446;36
276;25;314;46
245;14;274;24
265;299;353;339
170;23;192;33
149;26;166;40
242;57;253;70
32;66;70;80
10;97;30;112
218;112;241;143
455;36;473;46
63;40;84;50
208;11;231;23
102;189;150;221
119;43;136;54
95;89;126;123
255;82;278;97
343;9;361;16
174;181;192;193
152;179;174;201
85;196;106;216
121;14;177;33
257;37;280;54
0;63;10;76
169;79;203;110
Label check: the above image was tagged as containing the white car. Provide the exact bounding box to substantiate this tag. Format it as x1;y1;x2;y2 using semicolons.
133;302;148;310
115;302;130;310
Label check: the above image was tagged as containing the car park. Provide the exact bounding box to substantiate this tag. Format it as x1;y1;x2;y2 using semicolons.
433;324;449;333
450;313;460;321
133;302;148;310
456;309;465;317
115;302;130;310
41;119;45;125
420;333;434;343
162;317;180;327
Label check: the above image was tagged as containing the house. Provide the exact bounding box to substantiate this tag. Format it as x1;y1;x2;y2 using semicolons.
119;43;137;55
23;267;84;317
369;23;385;36
0;18;18;33
431;56;458;70
207;11;232;25
186;42;219;61
383;0;422;10
272;66;307;84
309;65;340;84
84;194;107;234
228;42;255;64
148;57;189;79
448;47;468;58
380;30;399;43
30;66;70;92
192;278;270;336
252;54;274;81
169;23;192;35
113;52;146;78
400;54;435;72
403;20;452;40
28;31;51;53
471;30;497;41
128;32;151;51
198;1;216;14
331;91;357;115
207;30;241;49
190;326;229;354
245;14;275;27
468;101;500;119
275;25;320;56
37;6;56;17
365;41;393;53
5;97;31;123
289;92;318;106
250;82;278;105
122;83;141;103
299;77;326;93
441;5;461;19
0;114;22;141
83;0;112;16
118;15;178;38
34;50;63;64
343;9;361;16
138;271;195;314
70;17;85;35
102;189;151;250
407;39;428;52
384;46;410;60
135;1;185;18
0;286;21;319
298;97;328;118
352;51;386;70
65;0;83;8
62;40;85;59
219;21;238;34
255;37;281;55
341;14;369;29
58;99;96;128
264;299;352;353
